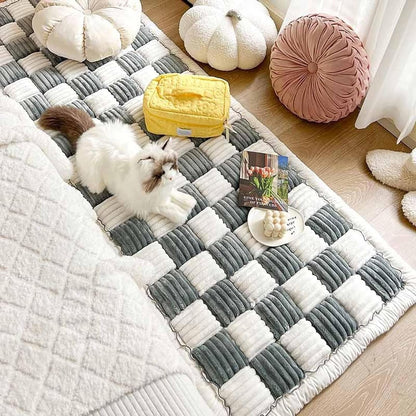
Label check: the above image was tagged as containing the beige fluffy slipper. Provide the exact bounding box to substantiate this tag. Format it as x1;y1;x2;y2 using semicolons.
366;149;416;191
402;192;416;227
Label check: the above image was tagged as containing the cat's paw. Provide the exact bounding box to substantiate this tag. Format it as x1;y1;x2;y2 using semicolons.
171;190;196;212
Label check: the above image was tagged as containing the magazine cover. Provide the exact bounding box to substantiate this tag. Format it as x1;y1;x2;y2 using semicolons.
239;150;289;211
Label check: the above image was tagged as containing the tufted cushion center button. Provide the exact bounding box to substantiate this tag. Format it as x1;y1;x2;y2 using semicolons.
307;62;318;74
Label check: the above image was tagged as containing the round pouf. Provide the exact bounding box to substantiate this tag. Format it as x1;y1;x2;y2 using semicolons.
32;0;142;62
270;14;369;123
179;0;277;71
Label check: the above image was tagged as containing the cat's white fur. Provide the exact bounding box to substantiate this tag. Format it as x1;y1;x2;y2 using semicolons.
76;120;196;224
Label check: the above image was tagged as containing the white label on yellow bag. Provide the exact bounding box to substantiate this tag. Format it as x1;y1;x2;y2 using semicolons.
177;127;192;136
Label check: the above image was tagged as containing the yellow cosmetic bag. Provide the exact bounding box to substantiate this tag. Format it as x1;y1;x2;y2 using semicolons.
143;73;230;138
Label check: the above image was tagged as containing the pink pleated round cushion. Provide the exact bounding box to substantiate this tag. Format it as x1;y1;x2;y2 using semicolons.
270;14;370;123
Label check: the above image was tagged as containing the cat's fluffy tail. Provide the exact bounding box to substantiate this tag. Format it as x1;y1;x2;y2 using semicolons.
38;106;94;143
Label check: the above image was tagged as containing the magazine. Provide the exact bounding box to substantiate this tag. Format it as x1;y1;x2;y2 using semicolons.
238;150;289;211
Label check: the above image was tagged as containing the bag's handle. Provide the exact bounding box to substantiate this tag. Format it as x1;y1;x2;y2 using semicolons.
158;86;204;99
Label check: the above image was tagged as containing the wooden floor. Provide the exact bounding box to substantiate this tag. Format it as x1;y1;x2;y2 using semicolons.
143;1;416;415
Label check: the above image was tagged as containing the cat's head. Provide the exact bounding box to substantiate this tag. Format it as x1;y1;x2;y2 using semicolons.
137;139;178;193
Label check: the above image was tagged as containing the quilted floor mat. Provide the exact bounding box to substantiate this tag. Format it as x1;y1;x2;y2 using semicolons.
0;1;415;415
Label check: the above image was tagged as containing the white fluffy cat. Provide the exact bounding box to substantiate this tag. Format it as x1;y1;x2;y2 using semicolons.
39;106;196;224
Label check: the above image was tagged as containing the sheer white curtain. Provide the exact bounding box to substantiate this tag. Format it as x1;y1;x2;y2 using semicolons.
280;0;416;142
355;0;416;143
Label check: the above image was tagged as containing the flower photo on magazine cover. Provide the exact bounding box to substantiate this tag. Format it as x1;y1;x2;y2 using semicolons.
239;150;288;211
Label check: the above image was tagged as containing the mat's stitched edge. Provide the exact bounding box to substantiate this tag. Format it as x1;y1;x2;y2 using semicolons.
141;13;416;416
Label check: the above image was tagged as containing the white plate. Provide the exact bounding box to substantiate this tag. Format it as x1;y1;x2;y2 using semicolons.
247;207;304;247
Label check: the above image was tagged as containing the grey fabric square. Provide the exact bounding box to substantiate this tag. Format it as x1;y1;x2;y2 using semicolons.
110;217;155;256
153;54;188;74
179;183;209;218
159;224;205;268
201;279;250;326
178;148;214;182
68;99;95;116
117;52;148;75
288;167;304;191
357;254;403;301
0;9;13;26
138;118;163;142
40;48;65;66
99;107;135;124
6;37;38;61
251;343;304;399
30;67;65;94
255;287;303;340
107;78;143;105
307;297;357;350
148;269;199;319
229;118;261;151
20;95;49;120
208;232;253;277
0;61;27;88
84;57;112;71
217;153;241;189
258;246;303;285
16;15;34;36
68;72;103;99
29;0;40;6
306;204;352;245
191;331;248;387
52;134;73;158
308;248;353;292
132;26;156;49
212;190;249;231
75;184;111;208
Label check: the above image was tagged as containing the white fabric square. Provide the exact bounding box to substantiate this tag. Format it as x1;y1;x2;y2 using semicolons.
55;60;88;81
3;78;39;101
246;140;275;154
333;274;383;325
288;225;328;264
187;207;229;248
134;241;175;284
7;0;35;20
180;251;226;295
226;310;275;360
94;61;127;86
94;196;133;231
199;136;238;165
130;123;149;147
219;367;274;416
289;183;327;221
44;83;78;106
193;168;233;205
282;267;329;314
230;261;276;304
84;89;118;115
234;223;267;258
123;95;144;121
171;171;189;189
228;108;241;124
131;65;159;90
0;46;14;65
146;213;177;238
137;39;170;63
18;52;52;76
279;318;331;372
166;136;194;157
0;23;25;44
29;32;42;49
331;229;377;271
171;299;221;349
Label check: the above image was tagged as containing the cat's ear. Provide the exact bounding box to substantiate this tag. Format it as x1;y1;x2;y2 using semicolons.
161;138;171;151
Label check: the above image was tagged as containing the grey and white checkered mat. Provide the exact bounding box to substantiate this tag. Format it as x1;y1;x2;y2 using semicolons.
0;2;411;415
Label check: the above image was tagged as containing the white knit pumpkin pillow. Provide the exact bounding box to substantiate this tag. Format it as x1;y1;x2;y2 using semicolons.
32;0;142;62
179;0;277;71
